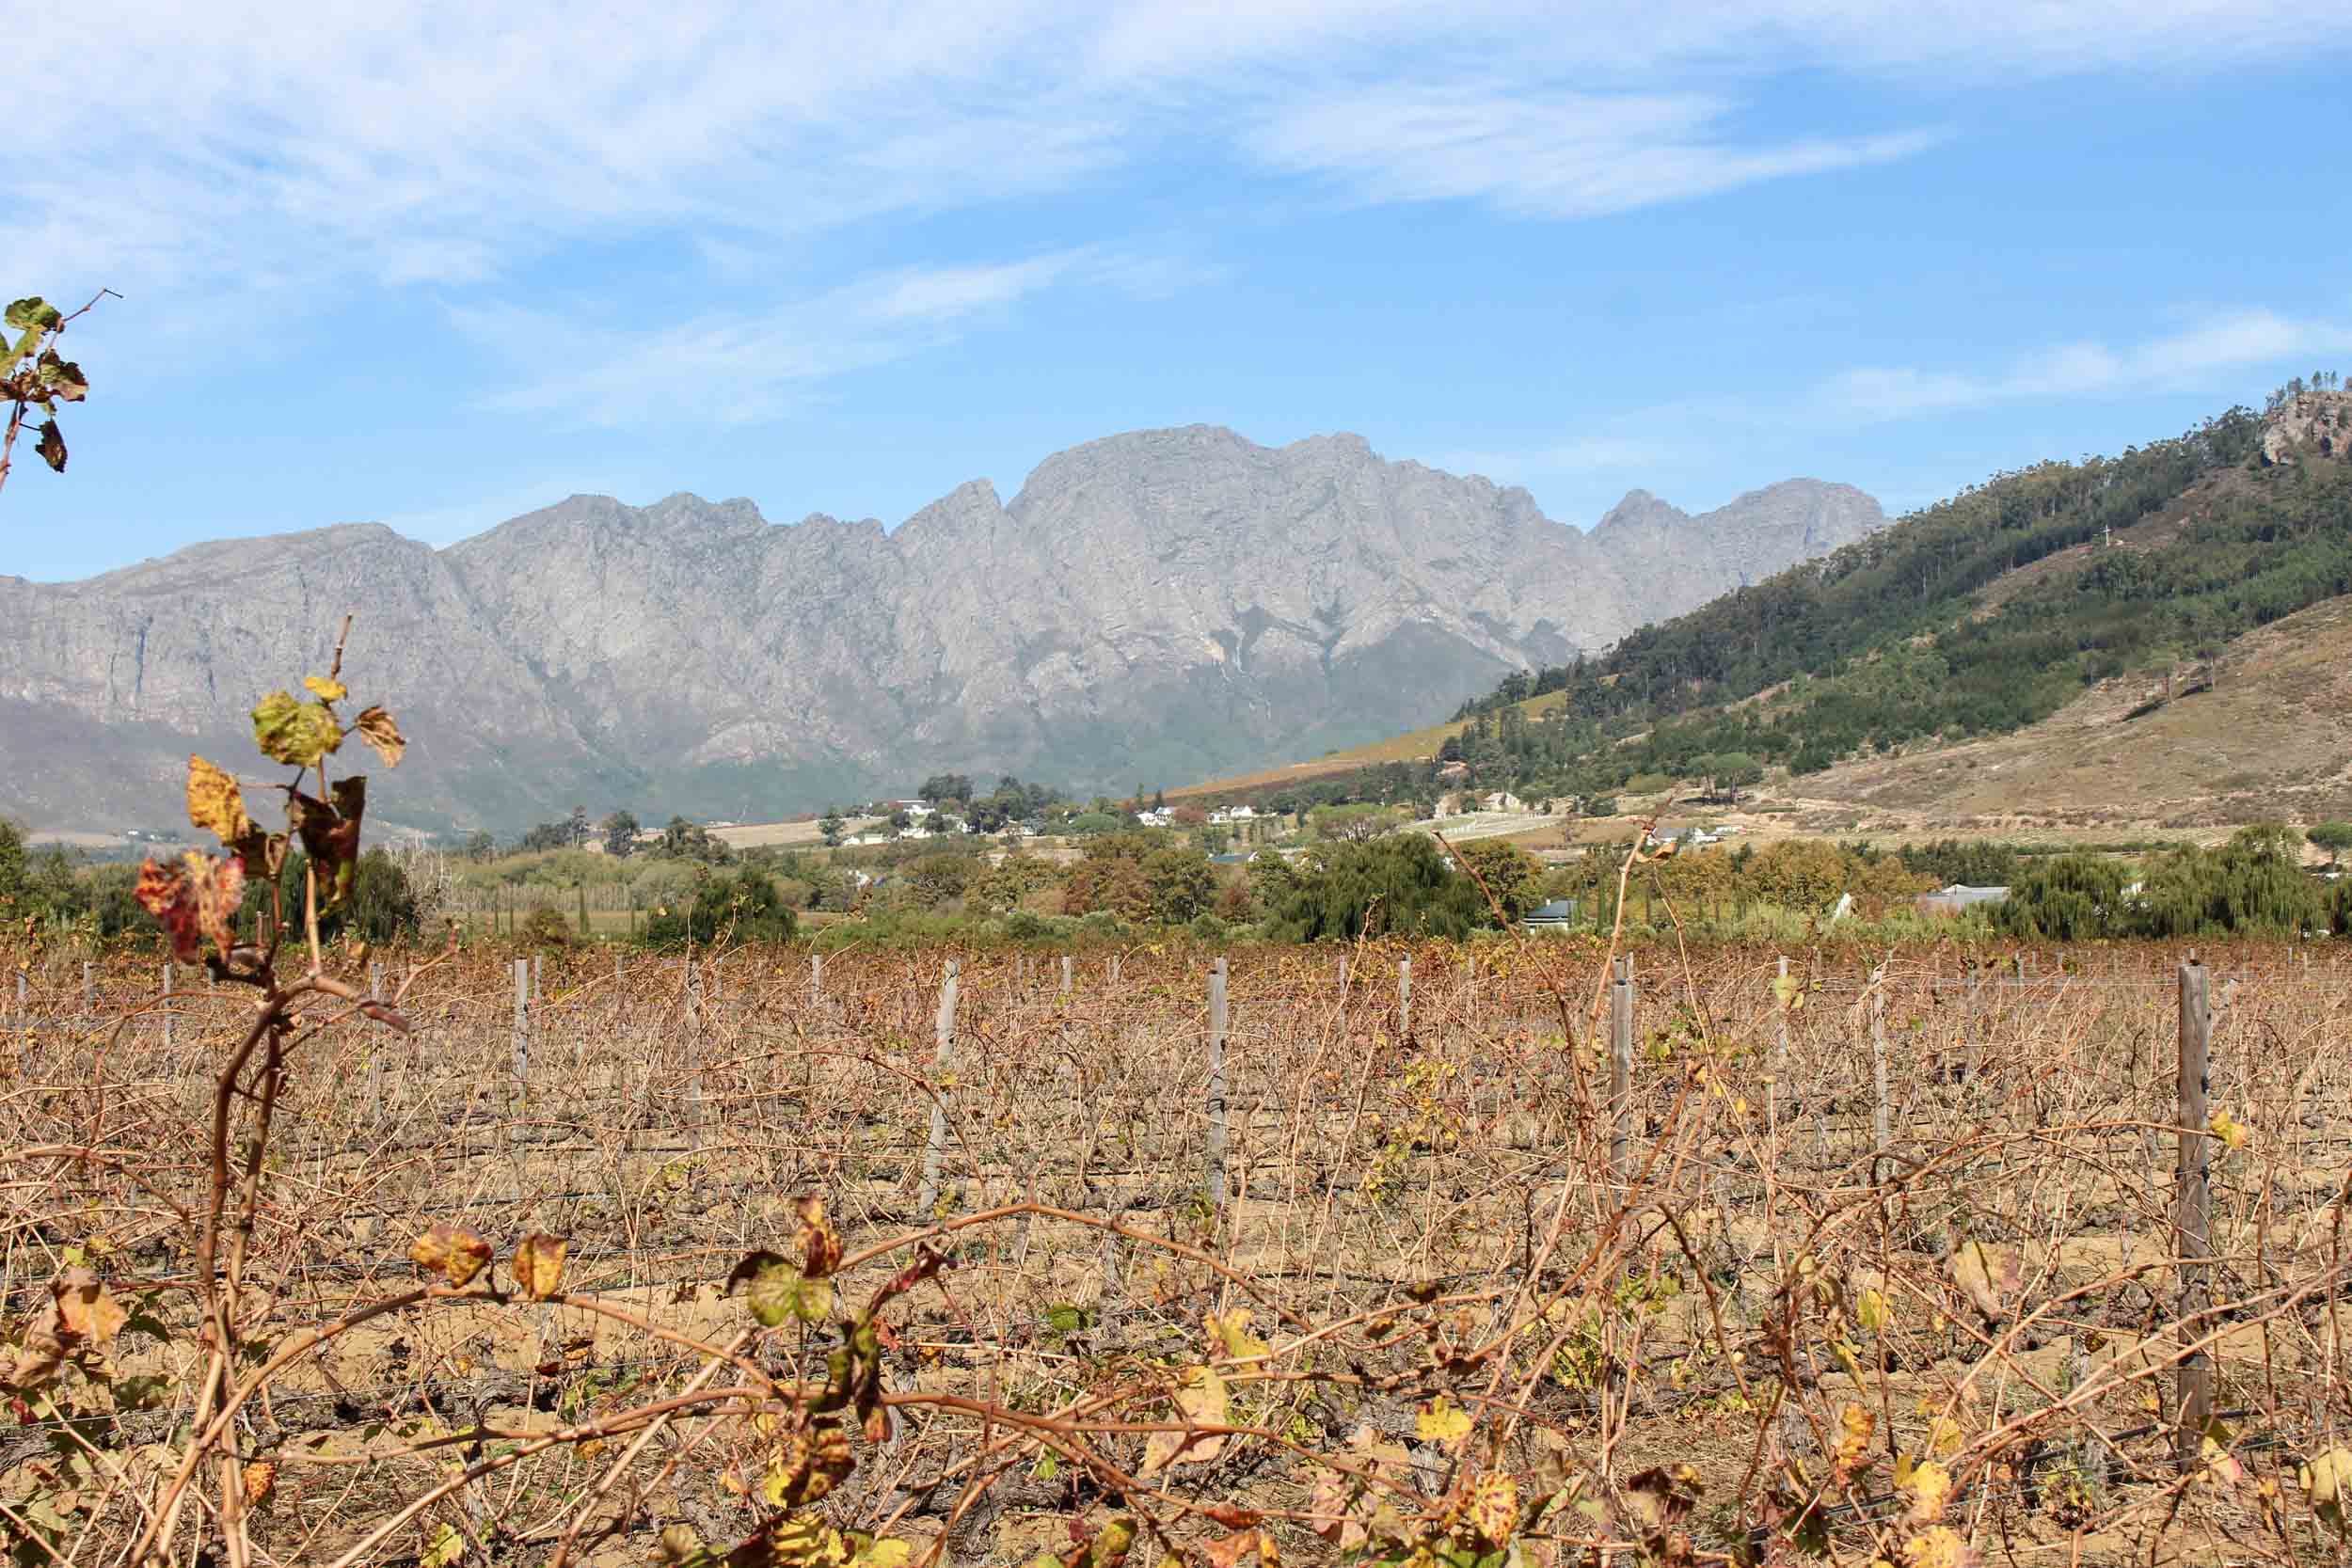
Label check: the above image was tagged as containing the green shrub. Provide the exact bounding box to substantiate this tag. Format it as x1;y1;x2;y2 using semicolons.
642;865;797;947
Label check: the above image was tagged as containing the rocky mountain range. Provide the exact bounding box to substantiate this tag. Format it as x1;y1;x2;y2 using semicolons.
0;425;1884;834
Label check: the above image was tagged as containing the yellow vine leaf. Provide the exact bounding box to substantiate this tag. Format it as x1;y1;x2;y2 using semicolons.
421;1524;467;1568
1833;1403;1874;1480
1417;1394;1474;1445
185;755;251;844
2304;1447;2351;1526
1206;1307;1272;1361
1468;1471;1519;1545
2208;1110;2249;1150
302;675;348;702
1901;1526;1973;1568
1857;1287;1892;1333
1903;1460;1954;1524
511;1233;566;1300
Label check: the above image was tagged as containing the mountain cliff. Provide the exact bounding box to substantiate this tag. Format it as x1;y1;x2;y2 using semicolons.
0;425;1883;832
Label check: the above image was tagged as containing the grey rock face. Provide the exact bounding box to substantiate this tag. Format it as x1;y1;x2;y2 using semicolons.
0;427;1883;832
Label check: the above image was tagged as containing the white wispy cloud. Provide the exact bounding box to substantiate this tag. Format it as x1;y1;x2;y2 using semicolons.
48;0;2321;296
453;247;1209;428
34;0;2340;417
1248;87;1944;217
1819;309;2352;420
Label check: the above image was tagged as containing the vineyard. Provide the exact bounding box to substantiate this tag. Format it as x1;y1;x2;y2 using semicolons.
4;935;2349;1567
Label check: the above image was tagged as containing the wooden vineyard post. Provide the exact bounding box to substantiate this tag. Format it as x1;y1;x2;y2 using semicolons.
81;961;93;1022
684;960;706;1142
1205;957;1230;1218
1610;956;1634;1182
916;959;959;1219
1398;956;1412;1040
1869;964;1891;1180
1772;956;1789;1130
367;962;386;1117
12;970;24;1053
161;961;173;1059
511;958;530;1082
1061;954;1073;1000
810;951;822;1006
2176;955;2214;1473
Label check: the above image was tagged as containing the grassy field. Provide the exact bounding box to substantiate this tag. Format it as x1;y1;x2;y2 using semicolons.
3;936;2344;1567
1168;692;1574;801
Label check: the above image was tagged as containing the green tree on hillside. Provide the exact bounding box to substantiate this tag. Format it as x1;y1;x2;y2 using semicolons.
1142;847;1216;923
1273;836;1485;942
601;809;641;858
0;818;24;912
1455;840;1544;922
642;864;795;946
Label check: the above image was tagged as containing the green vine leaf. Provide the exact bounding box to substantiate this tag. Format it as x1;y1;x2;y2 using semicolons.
251;690;343;768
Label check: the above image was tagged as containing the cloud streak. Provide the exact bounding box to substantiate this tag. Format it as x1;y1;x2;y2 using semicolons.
453;246;1209;428
1819;310;2352;420
36;0;2343;421
1249;87;1943;217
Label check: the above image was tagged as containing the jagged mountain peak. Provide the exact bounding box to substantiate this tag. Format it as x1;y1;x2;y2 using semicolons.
0;425;1883;832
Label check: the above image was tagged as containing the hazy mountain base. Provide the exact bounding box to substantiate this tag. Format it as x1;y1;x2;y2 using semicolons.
0;426;1881;834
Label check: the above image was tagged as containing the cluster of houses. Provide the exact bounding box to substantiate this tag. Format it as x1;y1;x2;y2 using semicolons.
841;800;1043;847
1435;790;1527;816
1644;825;1743;850
1136;803;1261;830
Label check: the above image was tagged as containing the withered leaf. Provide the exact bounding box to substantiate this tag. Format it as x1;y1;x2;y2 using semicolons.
287;776;366;910
410;1224;493;1288
185;754;252;844
135;851;245;963
1139;1364;1229;1474
511;1233;566;1301
795;1193;842;1278
353;705;405;768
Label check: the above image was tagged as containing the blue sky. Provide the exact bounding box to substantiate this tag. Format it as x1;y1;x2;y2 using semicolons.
11;0;2351;582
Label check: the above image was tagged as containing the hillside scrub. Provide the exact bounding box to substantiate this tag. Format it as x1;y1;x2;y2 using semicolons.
1432;392;2352;799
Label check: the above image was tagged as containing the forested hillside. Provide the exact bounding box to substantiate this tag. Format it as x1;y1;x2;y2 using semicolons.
1434;383;2352;802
